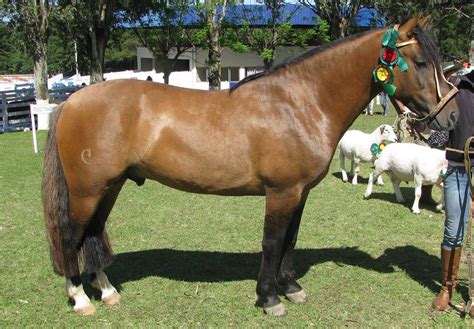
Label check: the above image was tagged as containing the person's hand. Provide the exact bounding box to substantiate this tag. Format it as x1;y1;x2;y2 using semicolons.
406;118;429;137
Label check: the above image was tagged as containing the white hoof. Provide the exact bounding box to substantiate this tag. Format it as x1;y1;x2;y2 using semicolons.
74;303;96;316
264;303;288;316
363;192;371;199
436;204;444;211
102;291;121;305
286;290;308;304
412;208;420;214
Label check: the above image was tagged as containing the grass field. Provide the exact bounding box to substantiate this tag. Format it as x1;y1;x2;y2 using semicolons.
1;106;472;327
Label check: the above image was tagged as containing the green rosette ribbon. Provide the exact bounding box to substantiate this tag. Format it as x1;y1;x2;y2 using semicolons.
373;28;410;95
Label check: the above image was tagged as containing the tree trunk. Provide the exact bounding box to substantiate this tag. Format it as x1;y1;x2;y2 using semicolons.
89;30;104;84
163;68;171;85
33;42;49;101
207;38;221;90
88;1;114;84
206;7;221;90
33;0;49;101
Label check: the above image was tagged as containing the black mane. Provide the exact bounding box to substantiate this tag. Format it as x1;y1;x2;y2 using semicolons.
414;25;442;73
230;24;441;92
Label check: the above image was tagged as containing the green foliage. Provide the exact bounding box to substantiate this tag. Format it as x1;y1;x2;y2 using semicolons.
105;29;140;72
260;48;274;62
230;2;330;69
46;24;77;76
0;1;469;78
373;0;471;62
299;0;366;39
0;22;32;74
124;0;198;71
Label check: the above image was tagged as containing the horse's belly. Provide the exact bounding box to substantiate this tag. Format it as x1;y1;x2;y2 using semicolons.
140;143;263;196
143;166;263;196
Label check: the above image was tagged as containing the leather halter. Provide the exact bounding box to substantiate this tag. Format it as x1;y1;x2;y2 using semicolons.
410;65;459;124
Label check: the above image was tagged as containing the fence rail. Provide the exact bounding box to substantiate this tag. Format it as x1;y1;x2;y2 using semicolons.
0;86;81;133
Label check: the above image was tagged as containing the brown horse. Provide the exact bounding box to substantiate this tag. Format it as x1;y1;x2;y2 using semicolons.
43;17;458;316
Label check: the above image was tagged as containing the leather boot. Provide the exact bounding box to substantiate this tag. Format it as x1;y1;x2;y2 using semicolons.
432;246;462;311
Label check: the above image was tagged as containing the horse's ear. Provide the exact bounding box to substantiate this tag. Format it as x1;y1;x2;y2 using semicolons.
418;15;431;28
398;17;418;41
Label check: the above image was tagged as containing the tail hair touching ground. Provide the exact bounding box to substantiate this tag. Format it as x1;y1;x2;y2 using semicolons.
42;103;79;277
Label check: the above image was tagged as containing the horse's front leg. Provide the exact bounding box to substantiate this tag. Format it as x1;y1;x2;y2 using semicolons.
277;194;308;304
256;187;305;316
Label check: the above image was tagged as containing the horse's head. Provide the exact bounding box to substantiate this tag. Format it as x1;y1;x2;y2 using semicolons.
388;17;459;131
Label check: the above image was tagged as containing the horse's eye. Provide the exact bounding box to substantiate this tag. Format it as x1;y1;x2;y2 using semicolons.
414;59;427;68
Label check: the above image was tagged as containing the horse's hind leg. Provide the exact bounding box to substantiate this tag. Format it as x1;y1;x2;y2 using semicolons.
90;270;120;305
83;179;126;305
277;192;308;304
257;187;305;316
65;194;106;316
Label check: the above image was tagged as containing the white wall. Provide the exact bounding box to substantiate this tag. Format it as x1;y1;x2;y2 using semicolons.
137;46;316;70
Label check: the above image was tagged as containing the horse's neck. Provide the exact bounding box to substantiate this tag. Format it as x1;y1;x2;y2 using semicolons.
286;29;386;134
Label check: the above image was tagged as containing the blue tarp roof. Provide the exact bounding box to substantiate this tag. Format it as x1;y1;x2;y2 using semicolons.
120;4;385;29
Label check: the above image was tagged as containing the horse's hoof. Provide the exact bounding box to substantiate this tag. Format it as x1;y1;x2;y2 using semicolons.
74;303;96;316
286;290;308;304
263;303;288;316
102;292;121;305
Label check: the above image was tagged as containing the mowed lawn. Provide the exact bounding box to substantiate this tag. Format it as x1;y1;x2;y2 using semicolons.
0;106;471;327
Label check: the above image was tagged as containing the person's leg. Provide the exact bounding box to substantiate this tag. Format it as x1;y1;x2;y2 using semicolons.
432;167;470;310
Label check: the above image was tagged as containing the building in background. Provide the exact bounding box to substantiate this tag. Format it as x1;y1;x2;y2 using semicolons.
133;3;384;89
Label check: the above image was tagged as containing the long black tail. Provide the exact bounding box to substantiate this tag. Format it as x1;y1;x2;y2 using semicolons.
42;103;79;277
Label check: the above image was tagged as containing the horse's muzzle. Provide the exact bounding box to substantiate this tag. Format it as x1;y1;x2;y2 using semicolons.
429;110;458;131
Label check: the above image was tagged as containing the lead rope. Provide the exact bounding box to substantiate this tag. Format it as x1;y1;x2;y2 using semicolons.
464;136;474;315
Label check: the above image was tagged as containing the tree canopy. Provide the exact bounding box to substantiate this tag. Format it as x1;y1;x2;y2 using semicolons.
0;0;471;82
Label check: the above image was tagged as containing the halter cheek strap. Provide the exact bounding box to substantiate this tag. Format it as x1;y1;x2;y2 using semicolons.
411;64;459;123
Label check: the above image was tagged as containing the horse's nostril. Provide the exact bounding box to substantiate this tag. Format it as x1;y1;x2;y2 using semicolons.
450;111;458;122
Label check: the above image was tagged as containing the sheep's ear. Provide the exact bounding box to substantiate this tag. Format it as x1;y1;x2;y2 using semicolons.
380;126;385;134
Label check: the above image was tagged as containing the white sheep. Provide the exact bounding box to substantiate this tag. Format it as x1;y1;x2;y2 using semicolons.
363;143;447;214
339;124;398;185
